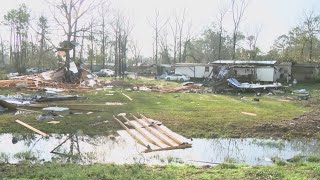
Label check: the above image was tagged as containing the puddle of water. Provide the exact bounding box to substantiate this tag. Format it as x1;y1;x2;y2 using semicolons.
0;133;319;166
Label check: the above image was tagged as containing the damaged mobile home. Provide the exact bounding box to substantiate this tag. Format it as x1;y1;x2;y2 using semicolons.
173;60;293;83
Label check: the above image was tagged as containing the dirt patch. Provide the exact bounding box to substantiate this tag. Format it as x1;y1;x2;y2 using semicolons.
243;109;320;138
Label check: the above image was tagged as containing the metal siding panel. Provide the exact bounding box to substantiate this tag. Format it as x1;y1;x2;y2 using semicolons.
256;67;275;82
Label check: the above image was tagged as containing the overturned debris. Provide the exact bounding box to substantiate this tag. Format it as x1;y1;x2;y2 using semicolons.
114;113;192;153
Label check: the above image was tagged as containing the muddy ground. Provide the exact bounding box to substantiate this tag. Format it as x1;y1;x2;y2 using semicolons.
242;102;320;139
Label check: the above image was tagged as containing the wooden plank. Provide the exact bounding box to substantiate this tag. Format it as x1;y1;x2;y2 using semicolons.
138;113;184;145
121;116;166;148
113;116;151;149
241;112;257;116
130;113;177;147
15;120;48;137
122;93;132;101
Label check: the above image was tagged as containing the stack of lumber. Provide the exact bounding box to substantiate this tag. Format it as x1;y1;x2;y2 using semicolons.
114;113;192;153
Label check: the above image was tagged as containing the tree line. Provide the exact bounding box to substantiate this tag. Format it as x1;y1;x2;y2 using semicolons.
0;0;319;77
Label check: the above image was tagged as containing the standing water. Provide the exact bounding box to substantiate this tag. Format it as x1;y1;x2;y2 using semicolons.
0;133;319;165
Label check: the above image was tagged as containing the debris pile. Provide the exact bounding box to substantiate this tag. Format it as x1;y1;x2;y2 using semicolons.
0;63;99;91
154;85;205;93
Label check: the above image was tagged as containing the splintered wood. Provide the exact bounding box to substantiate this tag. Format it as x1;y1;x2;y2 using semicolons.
114;113;192;153
0;71;96;92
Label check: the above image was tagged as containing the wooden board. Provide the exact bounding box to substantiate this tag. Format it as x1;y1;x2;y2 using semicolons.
15;120;48;137
115;114;192;153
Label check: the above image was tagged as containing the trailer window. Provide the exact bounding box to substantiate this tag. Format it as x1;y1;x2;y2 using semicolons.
205;66;209;72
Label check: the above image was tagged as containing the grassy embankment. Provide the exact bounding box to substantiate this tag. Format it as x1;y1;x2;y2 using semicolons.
1;155;320;179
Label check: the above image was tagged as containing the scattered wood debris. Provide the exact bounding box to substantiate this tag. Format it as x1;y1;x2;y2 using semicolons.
114;113;192;153
47;121;60;124
156;85;204;93
122;93;133;101
15;119;48;137
0;65;99;91
105;102;125;105
241;112;257;116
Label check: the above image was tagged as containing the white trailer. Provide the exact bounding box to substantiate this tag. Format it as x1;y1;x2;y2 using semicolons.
174;63;213;79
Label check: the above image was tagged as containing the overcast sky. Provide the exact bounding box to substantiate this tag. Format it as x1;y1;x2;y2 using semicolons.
1;0;320;57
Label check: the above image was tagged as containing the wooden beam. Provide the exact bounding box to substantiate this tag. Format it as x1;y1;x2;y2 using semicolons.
113;116;151;149
138;113;184;145
130;113;176;147
15;120;48;137
121;115;165;148
122;93;132;101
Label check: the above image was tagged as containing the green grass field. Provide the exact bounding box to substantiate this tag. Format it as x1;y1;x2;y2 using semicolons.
1;79;320;179
0;80;312;138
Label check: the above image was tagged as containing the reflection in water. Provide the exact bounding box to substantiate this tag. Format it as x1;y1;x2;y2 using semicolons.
0;133;319;166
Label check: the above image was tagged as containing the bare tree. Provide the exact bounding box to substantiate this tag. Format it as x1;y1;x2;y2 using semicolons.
301;10;320;61
182;21;193;63
169;19;178;64
111;12;132;78
231;0;248;60
130;40;142;66
98;2;110;68
149;10;169;70
159;28;171;64
48;0;99;81
176;9;187;63
78;25;86;62
245;25;262;59
216;0;229;60
88;18;96;72
0;36;5;65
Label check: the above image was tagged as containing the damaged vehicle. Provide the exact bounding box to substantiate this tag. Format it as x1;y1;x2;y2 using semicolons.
165;74;190;82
